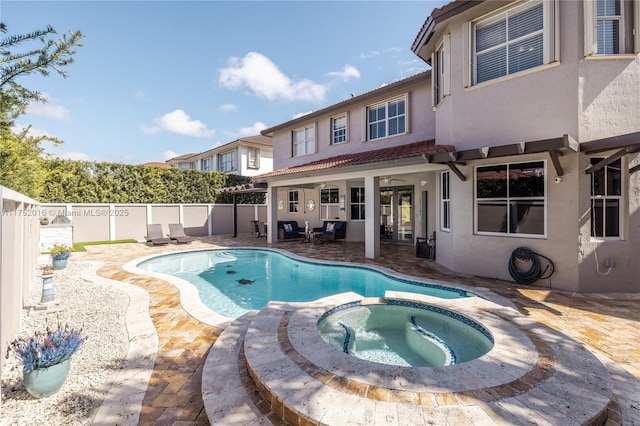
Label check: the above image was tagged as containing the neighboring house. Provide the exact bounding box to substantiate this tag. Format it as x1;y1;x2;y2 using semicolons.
166;135;273;177
141;161;172;169
256;0;640;293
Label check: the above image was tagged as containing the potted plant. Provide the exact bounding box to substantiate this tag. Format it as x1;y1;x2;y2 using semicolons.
6;323;85;398
50;243;73;270
39;216;50;226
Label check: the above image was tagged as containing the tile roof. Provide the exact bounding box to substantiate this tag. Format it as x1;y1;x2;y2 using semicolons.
254;140;454;180
237;135;272;147
168;153;199;161
141;162;172;169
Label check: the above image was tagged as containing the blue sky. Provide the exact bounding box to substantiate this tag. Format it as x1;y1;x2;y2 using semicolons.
5;1;445;165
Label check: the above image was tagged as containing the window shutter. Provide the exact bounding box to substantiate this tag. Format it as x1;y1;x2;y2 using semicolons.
584;0;598;56
431;52;436;107
443;33;451;97
463;23;472;87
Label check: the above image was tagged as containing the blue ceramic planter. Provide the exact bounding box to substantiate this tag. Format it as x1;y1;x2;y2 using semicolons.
23;359;70;399
52;258;68;270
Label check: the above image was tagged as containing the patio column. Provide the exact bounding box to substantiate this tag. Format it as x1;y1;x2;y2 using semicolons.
266;185;278;244
364;175;380;259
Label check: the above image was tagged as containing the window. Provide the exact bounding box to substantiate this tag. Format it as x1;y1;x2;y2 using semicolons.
247;148;260;169
586;0;639;55
441;171;451;231
218;151;236;172
177;162;192;170
331;114;347;145
367;96;406;141
597;0;623;54
350;187;365;220
201;158;211;171
292;125;315;157
590;158;622;238
433;35;450;105
288;191;299;213
320;188;339;219
475;161;545;236
472;0;556;85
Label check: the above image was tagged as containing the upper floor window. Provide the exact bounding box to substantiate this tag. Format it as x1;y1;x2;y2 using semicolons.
367;96;407;141
597;0;623;54
292;125;315;157
177;162;192;170
440;171;451;231
350;187;365;220
288;191;299;213
590;158;622;238
472;0;556;85
585;0;638;55
433;35;450;105
218;150;236;172
320;188;339;220
201;158;211;171
247;148;260;169
331;114;347;145
475;161;546;236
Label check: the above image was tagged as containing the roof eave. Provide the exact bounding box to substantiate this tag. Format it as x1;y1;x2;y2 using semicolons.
261;71;431;136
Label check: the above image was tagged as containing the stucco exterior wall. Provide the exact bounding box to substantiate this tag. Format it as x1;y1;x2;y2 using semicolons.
579;57;640;141
577;153;640;292
271;78;435;170
435;1;580;149
114;205;147;241
436;153;582;292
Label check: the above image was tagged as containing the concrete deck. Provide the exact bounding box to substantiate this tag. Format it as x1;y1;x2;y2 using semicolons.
76;235;640;425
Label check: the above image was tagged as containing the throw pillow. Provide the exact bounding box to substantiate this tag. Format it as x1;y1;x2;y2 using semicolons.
284;223;293;232
326;222;335;232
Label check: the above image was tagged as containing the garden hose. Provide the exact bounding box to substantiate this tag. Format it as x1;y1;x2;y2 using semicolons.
508;247;555;285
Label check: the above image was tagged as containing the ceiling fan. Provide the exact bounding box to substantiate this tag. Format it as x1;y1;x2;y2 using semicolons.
381;176;406;185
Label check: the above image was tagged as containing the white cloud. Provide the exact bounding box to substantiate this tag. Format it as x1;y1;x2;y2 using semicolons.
327;65;361;82
141;109;215;138
57;151;91;161
238;122;267;136
27;102;70;121
133;90;146;99
292;111;313;119
162;150;179;161
219;52;327;102
358;47;402;59
220;103;238;111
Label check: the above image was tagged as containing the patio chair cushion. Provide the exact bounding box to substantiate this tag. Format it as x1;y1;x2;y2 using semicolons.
277;221;301;240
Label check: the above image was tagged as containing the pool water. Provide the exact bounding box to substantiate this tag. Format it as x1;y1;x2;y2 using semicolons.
317;301;494;367
137;249;472;319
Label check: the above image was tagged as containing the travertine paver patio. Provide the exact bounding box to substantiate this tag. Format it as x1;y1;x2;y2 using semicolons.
77;235;640;425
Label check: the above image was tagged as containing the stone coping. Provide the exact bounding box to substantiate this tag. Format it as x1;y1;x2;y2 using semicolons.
243;292;612;425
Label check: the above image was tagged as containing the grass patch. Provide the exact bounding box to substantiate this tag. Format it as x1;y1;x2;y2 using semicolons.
72;239;138;252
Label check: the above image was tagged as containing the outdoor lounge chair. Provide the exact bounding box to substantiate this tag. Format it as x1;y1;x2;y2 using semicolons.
145;224;172;246
168;223;195;244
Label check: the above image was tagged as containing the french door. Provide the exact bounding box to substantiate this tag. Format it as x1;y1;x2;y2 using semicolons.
380;186;414;243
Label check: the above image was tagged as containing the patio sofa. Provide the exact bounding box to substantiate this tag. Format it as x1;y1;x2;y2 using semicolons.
313;220;347;243
277;220;302;241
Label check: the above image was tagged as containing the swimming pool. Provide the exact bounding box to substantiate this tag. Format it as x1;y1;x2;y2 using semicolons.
137;248;473;319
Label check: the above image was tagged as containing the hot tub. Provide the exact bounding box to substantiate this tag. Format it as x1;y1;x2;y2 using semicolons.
317;300;494;367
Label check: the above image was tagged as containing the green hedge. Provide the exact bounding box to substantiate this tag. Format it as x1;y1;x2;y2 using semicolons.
39;159;264;204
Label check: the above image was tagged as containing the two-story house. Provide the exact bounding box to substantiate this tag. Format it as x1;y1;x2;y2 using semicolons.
256;0;640;293
167;135;273;177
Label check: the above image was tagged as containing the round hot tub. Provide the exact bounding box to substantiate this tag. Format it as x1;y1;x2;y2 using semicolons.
317;300;494;367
